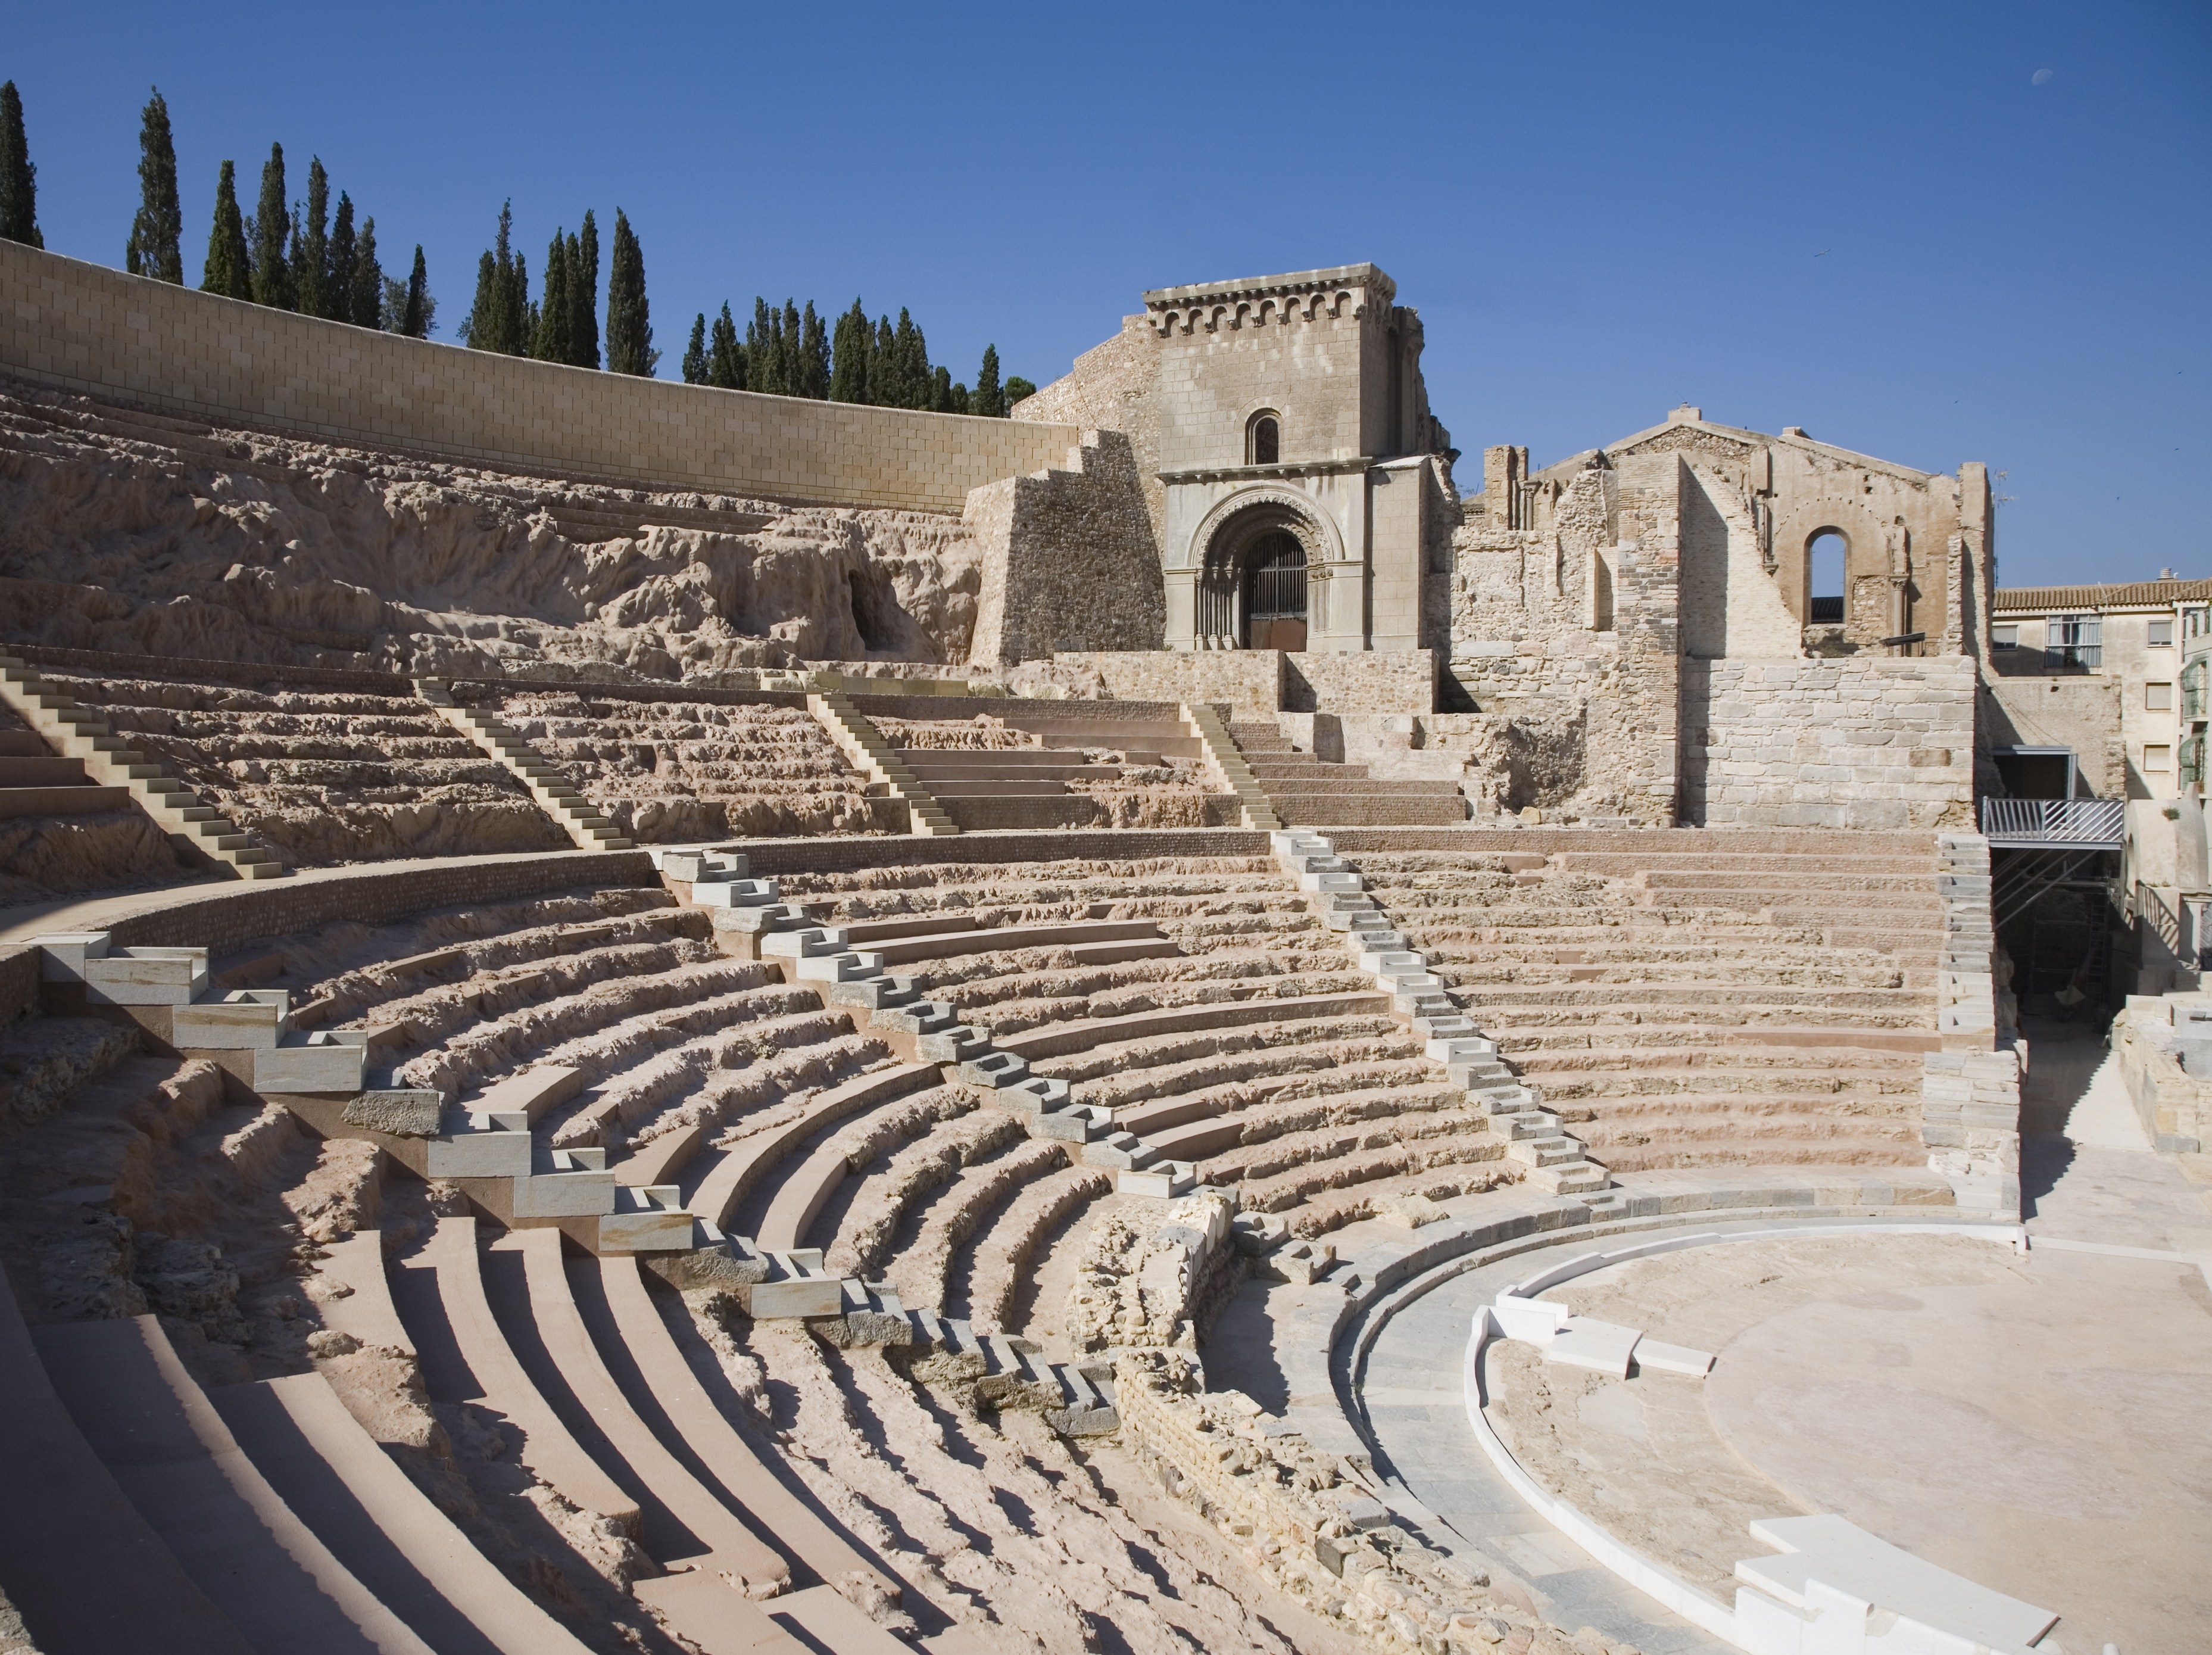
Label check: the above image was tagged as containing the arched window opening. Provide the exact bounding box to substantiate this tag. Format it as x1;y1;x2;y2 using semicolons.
1247;412;1280;467
1807;531;1847;624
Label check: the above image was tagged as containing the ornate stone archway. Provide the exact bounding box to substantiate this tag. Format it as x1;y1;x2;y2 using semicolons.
1185;488;1343;649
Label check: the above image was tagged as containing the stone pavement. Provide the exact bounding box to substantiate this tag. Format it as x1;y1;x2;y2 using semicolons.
1322;1027;2212;1655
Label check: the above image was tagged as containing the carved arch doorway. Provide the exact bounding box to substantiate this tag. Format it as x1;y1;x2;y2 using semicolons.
1197;528;1308;649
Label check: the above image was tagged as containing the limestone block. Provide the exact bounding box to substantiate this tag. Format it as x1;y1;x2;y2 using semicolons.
32;931;109;983
83;947;208;1006
174;989;289;1049
426;1124;533;1179
254;1031;366;1093
511;1167;616;1217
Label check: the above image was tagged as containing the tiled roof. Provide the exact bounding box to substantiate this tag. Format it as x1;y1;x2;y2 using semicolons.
1993;579;2212;613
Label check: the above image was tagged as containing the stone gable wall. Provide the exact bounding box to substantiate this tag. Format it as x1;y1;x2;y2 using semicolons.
0;242;1078;514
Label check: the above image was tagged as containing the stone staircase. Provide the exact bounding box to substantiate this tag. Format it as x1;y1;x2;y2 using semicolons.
31;930;366;1093
807;692;958;835
1270;828;1614;1205
1183;702;1281;830
1228;719;1468;827
416;680;634;850
0;651;288;878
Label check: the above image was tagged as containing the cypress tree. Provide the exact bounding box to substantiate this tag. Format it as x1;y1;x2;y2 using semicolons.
929;366;957;413
200;160;251;299
604;208;655;375
535;233;572;361
971;344;1005;417
572;211;600;368
464;202;531;353
293;157;330;318
126;88;182;281
0;82;40;248
463;251;499;347
709;301;743;389
747;297;784;395
681;313;708;384
400;245;428;337
251;144;294;309
891;309;930;409
327;193;356;320
349;214;382;328
950;381;971;414
829;298;869;403
511;248;535;354
871;316;894;406
797;301;830;399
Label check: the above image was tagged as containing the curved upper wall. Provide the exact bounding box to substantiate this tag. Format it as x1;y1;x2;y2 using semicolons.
0;241;1081;513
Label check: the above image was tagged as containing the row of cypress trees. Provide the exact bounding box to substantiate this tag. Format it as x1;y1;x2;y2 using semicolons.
458;203;653;376
0;81;432;336
682;296;1031;414
0;79;1031;403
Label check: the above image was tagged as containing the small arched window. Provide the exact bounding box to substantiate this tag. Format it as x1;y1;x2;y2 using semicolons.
1247;412;1280;467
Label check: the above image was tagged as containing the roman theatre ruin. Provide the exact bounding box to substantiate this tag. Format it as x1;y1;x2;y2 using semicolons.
0;241;2203;1655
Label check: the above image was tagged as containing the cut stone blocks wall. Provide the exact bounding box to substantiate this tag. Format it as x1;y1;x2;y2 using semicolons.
1921;834;2021;1217
2114;995;2212;1153
1680;656;1976;829
0;241;1078;514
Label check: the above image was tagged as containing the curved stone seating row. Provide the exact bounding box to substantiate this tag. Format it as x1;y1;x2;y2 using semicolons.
1347;836;1944;1174
1272;830;1614;1204
37;670;564;867
500;691;896;841
5;1254;596;1655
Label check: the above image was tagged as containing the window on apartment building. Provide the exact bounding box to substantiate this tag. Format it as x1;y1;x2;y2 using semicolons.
2144;743;2173;772
2149;617;2175;647
2148;682;2176;711
2049;614;2102;668
1991;624;2019;650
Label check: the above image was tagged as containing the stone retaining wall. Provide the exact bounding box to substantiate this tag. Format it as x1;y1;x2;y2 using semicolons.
99;849;657;953
729;827;1269;877
1052;649;1439;714
1680;655;1976;829
0;241;1078;513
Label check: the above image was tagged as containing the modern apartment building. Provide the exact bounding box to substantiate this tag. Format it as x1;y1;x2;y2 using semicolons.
1989;575;2212;800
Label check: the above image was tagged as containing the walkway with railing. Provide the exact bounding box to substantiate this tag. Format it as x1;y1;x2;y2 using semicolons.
1979;797;2126;849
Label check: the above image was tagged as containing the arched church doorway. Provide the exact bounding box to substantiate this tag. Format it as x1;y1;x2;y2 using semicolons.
1241;531;1307;650
1194;498;1322;650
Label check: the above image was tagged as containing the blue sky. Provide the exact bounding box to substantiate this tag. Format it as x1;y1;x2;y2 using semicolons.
5;2;2207;587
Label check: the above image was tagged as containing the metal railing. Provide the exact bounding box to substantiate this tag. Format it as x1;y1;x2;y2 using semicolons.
1978;796;2126;848
2138;881;2185;961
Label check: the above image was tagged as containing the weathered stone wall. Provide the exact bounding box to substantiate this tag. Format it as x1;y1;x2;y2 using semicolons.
964;431;1162;665
1053;650;1282;712
0;241;1078;513
1680;656;1976;829
1452;454;1683;821
2114;994;2212;1152
1046;649;1438;714
1012;316;1165;548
